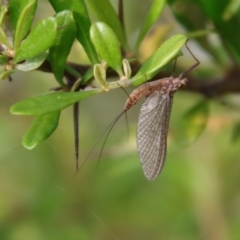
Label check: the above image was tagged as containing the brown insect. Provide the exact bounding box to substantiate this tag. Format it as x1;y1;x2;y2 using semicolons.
78;42;199;180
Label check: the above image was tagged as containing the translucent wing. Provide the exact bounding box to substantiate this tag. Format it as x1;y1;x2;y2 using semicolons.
137;91;173;180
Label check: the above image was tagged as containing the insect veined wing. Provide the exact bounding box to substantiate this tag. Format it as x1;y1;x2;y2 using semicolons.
137;91;173;180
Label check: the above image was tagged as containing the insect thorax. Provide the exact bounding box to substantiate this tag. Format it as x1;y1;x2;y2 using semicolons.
160;76;187;95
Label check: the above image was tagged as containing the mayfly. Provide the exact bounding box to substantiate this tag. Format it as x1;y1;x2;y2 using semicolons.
80;42;199;180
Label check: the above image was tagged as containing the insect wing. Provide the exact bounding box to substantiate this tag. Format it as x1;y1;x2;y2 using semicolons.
137;92;173;180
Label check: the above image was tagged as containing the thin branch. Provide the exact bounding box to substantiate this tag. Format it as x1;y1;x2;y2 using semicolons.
73;102;80;171
183;67;240;98
38;60;240;99
118;0;126;57
118;0;124;31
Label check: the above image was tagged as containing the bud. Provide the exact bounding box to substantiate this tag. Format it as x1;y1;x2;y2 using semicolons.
94;63;109;91
122;58;131;79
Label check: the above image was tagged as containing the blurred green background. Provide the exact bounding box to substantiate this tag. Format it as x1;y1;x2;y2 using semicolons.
0;0;240;240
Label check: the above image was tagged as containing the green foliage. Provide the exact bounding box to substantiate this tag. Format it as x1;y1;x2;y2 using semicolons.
22;111;60;149
223;0;240;21
49;0;99;63
135;0;166;50
0;4;8;25
48;10;76;85
176;99;209;146
10;89;101;115
0;68;14;79
199;0;240;63
90;22;123;76
13;17;57;63
86;0;128;49
15;52;47;71
132;34;187;86
0;0;238;176
168;0;240;64
231;121;240;142
0;54;7;64
93;63;108;90
1;1;240;239
0;25;11;48
9;0;37;49
2;0;189;148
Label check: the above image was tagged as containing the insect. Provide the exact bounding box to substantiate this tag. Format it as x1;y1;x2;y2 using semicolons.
134;44;199;180
79;42;199;180
136;77;189;180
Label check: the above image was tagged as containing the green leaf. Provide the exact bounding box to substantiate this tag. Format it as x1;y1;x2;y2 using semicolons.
15;52;47;71
232;121;240;142
10;89;101;115
90;22;123;76
131;34;187;86
176;99;209;146
22;111;60;149
86;0;128;49
167;0;219;63
48;10;76;85
49;0;99;63
0;69;14;80
9;0;34;30
13;17;57;63
65;64;82;79
0;5;8;26
12;0;37;49
223;0;240;20
199;0;240;63
0;27;12;49
135;0;166;50
94;63;108;90
81;66;94;84
168;0;206;32
9;0;37;49
0;55;8;64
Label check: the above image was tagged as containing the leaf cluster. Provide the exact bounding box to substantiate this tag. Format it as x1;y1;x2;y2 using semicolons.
0;0;239;157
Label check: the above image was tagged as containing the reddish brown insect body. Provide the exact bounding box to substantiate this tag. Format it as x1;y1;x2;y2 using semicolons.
124;76;187;111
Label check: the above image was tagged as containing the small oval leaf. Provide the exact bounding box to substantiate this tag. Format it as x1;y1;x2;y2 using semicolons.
0;69;14;80
49;0;99;64
0;5;8;26
94;63;108;90
0;54;8;64
15;52;47;71
22;111;60;149
90;22;123;76
176;99;209;146
223;0;240;21
13;0;37;49
131;34;187;86
0;27;12;49
13;17;57;63
48;10;76;85
86;0;127;49
10;89;101;115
